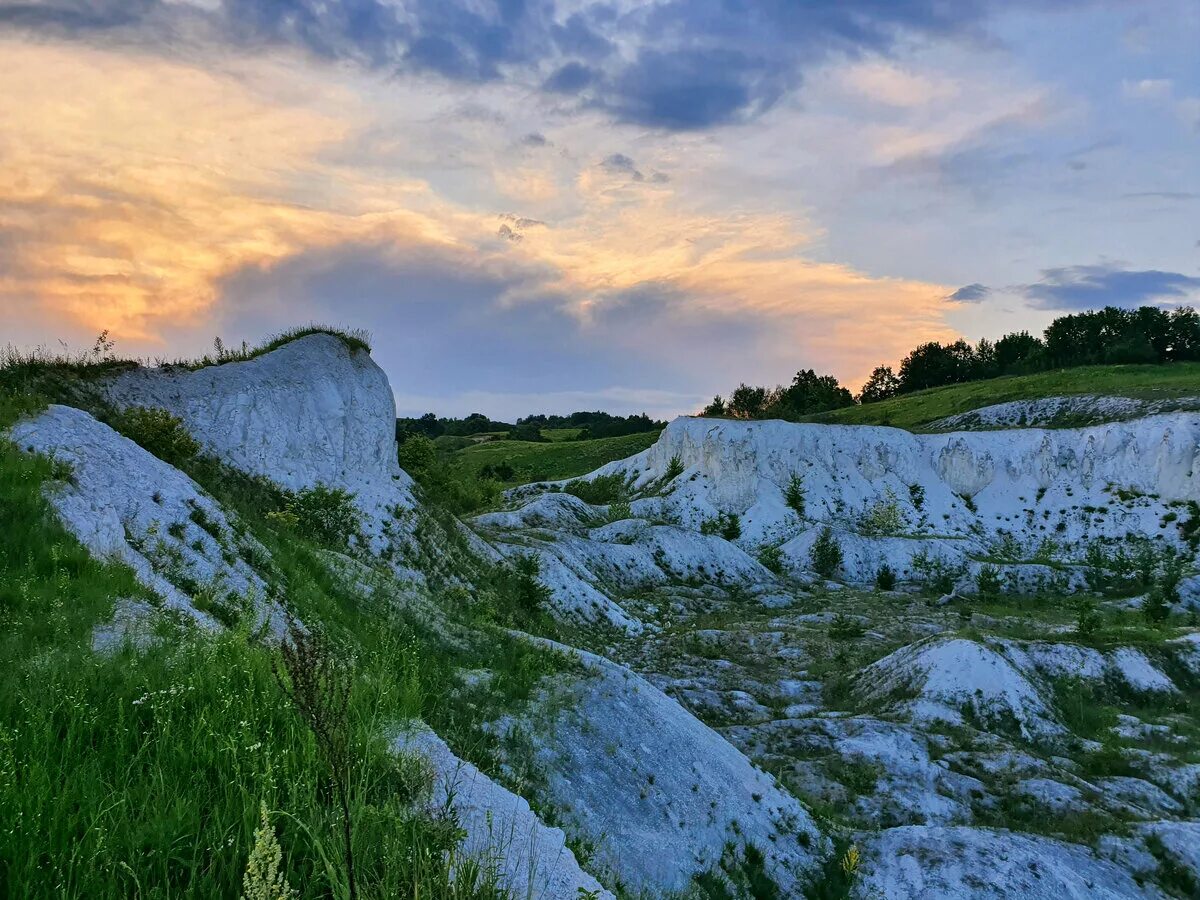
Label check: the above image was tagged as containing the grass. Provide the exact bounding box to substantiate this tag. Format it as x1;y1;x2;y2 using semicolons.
805;362;1200;431
453;429;660;486
0;361;573;898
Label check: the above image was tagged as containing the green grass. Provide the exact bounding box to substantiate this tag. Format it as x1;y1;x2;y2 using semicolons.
540;427;584;441
454;429;660;485
0;372;569;898
806;363;1200;431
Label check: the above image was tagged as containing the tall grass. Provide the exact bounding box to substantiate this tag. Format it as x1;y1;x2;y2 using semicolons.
0;374;508;898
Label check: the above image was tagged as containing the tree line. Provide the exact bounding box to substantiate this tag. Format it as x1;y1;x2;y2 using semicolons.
397;409;664;444
702;304;1200;419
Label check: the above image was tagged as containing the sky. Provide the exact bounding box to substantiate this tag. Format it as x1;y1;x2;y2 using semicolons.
1;0;1198;419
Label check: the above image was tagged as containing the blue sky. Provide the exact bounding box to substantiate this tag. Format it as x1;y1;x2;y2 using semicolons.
1;0;1197;418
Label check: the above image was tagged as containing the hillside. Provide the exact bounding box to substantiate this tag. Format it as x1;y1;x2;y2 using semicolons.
452;429;661;485
4;330;1200;899
808;362;1200;431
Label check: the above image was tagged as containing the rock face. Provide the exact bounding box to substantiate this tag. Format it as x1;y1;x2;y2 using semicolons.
9;404;276;629
395;725;613;900
854;826;1162;899
503;641;827;894
485;415;1200;622
858;637;1065;740
104;334;417;557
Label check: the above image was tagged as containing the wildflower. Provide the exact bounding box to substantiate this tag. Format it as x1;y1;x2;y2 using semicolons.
241;803;295;900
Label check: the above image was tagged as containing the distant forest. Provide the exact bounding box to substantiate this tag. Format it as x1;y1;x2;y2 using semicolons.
397;410;665;443
703;304;1200;421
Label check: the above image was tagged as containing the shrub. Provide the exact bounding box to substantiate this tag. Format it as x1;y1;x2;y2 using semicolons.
478;461;515;482
1075;599;1102;637
976;564;1002;598
757;544;784;575
396;434;437;475
109;406;200;467
269;484;360;550
908;483;925;512
810;527;842;578
665;455;685;481
829;613;865;640
607;500;632;523
498;554;553;629
858;489;903;536
874;563;896;591
785;474;806;518
563;473;627;505
912;548;962;594
701;511;741;541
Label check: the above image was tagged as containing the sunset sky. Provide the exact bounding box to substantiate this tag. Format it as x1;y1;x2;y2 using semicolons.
2;0;1198;418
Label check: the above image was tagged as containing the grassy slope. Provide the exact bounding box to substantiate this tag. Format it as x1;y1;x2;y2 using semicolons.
809;362;1200;431
0;377;558;898
454;429;661;485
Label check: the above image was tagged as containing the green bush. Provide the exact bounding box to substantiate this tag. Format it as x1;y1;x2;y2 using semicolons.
858;489;903;536
665;455;685;481
700;511;742;541
269;484;361;550
397;434;438;475
810;527;842;578
912;549;962;594
607;500;633;523
757;544;784;575
563;473;627;505
874;563;896;591
976;564;1002;598
829;613;865;640
1075;599;1102;636
785;474;806;518
109;405;200;467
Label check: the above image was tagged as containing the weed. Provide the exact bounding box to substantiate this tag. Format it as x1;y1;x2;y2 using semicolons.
274;620;359;900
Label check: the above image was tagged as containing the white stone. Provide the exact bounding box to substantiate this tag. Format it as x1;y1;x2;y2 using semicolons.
395;724;612;900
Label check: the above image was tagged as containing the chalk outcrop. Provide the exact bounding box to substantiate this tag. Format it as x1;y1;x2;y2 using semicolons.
487;414;1200;622
396;725;613;900
501;641;827;894
9;404;278;629
104;333;417;558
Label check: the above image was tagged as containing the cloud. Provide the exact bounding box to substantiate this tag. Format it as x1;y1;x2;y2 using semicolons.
544;61;596;94
0;32;961;414
1122;78;1173;100
1018;264;1200;310
600;153;644;181
946;283;991;302
0;0;1030;130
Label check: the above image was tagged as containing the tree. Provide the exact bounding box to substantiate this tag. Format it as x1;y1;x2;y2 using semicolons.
728;383;770;419
810;527;843;578
772;369;854;417
993;331;1044;374
701;395;727;416
856;365;901;404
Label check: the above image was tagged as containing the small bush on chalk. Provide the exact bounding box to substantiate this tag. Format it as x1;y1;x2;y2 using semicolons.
109;406;200;467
